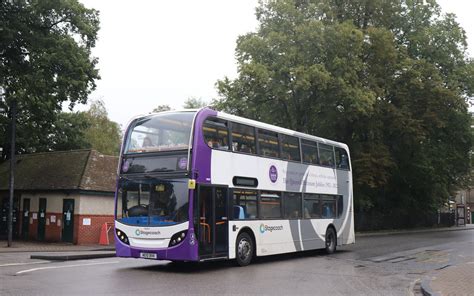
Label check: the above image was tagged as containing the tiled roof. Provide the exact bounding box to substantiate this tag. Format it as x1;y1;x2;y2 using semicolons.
0;149;118;192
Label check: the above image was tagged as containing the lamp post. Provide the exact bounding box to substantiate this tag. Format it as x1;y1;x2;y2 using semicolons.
1;86;16;248
8;99;16;247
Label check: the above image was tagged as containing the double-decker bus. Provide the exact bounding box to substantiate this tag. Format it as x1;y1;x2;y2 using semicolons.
114;108;354;266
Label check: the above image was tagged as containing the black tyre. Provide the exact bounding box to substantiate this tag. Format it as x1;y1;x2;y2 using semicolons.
235;232;254;266
325;227;337;254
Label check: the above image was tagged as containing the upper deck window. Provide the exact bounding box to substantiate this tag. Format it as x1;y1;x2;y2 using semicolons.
125;112;196;154
301;139;319;165
319;143;335;167
258;129;279;158
231;123;256;154
203;118;229;150
281;135;301;161
335;147;350;170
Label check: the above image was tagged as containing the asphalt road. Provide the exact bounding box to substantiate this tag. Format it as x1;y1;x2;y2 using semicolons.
1;229;473;296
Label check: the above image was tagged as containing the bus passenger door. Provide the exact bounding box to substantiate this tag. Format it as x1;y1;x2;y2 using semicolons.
197;185;229;259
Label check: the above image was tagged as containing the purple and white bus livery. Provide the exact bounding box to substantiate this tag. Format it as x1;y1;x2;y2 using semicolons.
114;108;354;266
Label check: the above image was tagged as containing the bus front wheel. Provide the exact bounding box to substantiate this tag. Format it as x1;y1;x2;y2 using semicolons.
325;227;336;254
235;232;253;266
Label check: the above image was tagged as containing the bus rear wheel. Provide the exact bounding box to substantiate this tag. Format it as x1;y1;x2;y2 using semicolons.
235;232;253;266
325;227;336;254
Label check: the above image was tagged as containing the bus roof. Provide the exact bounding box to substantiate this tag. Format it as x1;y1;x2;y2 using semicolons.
214;110;349;150
127;108;349;151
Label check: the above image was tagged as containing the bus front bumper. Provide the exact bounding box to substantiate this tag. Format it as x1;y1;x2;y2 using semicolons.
115;233;199;262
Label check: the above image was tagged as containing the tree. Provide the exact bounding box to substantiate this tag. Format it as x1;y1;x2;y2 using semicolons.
49;111;91;152
0;0;100;159
183;97;208;109
82;100;121;155
215;0;474;229
152;105;172;113
50;100;121;155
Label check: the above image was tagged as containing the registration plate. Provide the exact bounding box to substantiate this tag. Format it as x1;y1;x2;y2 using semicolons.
140;252;157;259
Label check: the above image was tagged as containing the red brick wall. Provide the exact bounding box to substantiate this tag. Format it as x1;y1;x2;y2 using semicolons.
20;211;63;241
45;213;62;242
76;215;115;245
28;214;37;240
19;211;116;245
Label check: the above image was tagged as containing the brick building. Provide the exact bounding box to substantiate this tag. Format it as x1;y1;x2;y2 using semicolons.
0;149;118;244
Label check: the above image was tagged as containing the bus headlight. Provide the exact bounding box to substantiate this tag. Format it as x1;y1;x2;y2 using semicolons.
169;230;187;247
115;228;129;245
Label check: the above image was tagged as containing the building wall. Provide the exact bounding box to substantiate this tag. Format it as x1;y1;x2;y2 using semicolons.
77;194;115;215
76;194;115;244
20;192;75;242
19;192;115;244
76;214;115;244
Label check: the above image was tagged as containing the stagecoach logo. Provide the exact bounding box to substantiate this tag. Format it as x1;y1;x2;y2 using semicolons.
259;224;283;234
269;165;278;183
135;229;161;236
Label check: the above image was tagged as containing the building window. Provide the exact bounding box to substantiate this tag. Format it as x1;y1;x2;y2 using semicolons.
281;135;301;161
260;191;281;218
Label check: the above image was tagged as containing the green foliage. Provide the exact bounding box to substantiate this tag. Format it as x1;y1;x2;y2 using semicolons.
0;0;100;159
183;97;208;109
50;111;91;151
215;0;474;227
82;100;121;155
152;105;172;113
51;100;121;155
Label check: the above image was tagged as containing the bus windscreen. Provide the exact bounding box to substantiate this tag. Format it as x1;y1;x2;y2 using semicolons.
116;177;189;226
125;112;196;154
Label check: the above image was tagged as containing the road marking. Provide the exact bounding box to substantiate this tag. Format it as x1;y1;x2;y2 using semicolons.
16;260;120;275
0;261;52;267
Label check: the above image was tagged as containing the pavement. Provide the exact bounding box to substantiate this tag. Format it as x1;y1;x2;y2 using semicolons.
0;239;115;261
355;223;474;237
356;224;474;296
421;262;474;296
1;224;473;296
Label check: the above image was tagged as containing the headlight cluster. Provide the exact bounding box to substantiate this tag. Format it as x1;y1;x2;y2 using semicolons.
116;228;129;245
168;230;187;247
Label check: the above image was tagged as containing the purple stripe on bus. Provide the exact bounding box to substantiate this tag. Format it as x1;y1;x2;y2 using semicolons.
187;189;199;260
114;235;131;257
191;108;217;183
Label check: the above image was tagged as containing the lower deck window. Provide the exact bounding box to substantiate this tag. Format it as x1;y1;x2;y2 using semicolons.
303;194;342;219
283;192;302;219
304;194;321;218
231;190;344;220
233;189;258;219
321;196;336;219
260;191;281;218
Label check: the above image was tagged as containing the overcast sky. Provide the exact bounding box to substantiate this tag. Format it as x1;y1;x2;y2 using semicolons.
78;0;474;128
